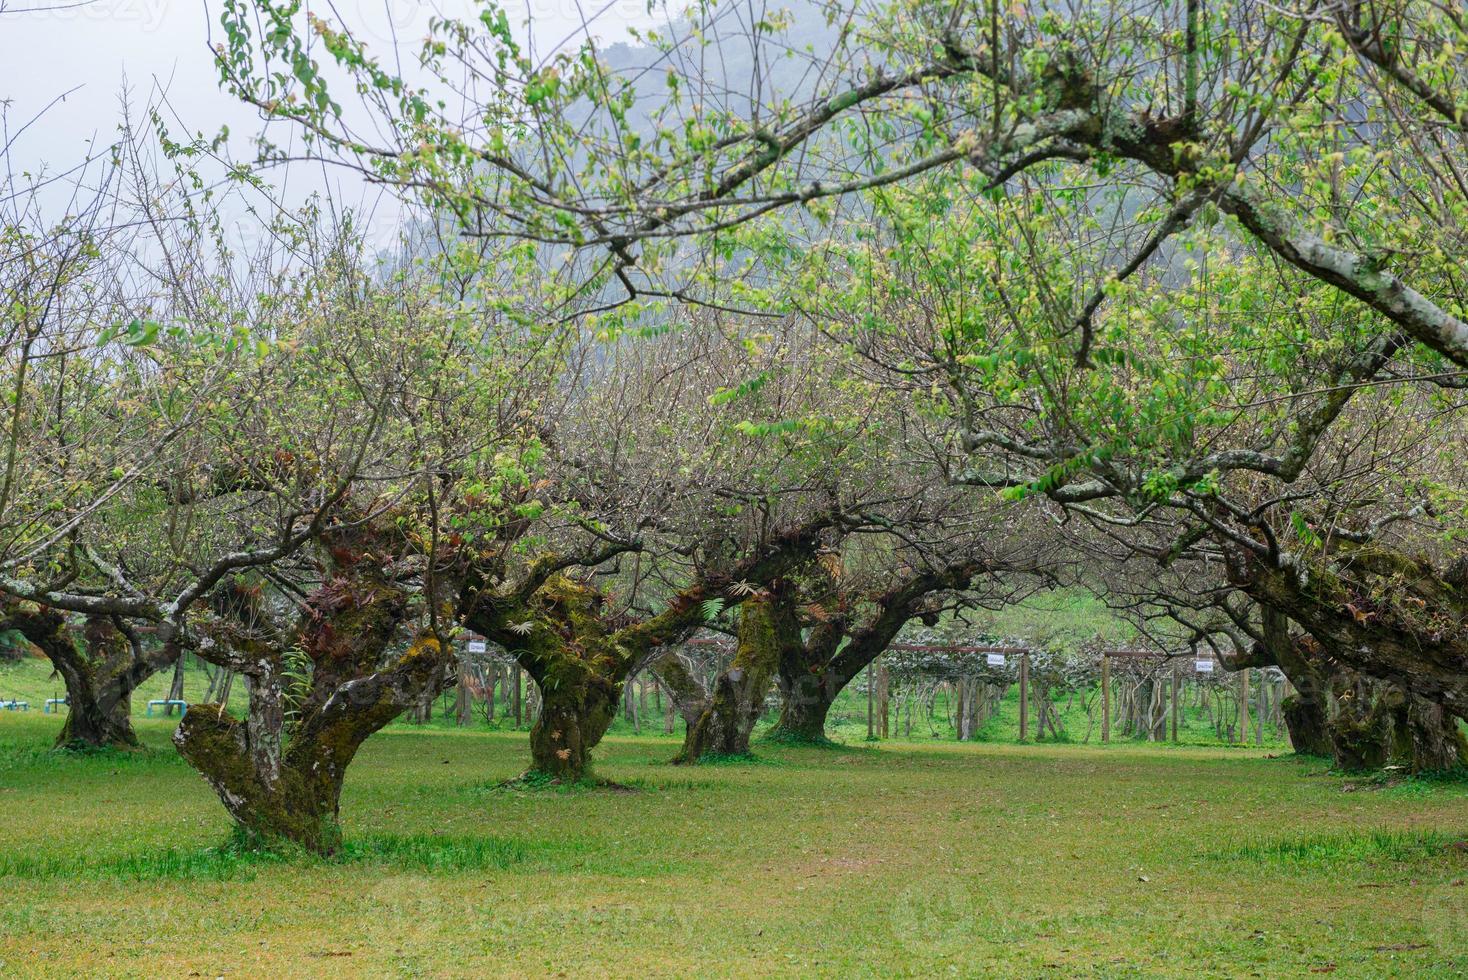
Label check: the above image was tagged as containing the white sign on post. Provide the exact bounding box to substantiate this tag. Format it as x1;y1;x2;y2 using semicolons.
986;653;1006;666
467;640;487;654
1195;659;1214;673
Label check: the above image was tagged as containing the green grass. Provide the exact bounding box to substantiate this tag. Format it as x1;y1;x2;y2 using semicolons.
0;831;538;882
1222;828;1462;867
1;713;1466;976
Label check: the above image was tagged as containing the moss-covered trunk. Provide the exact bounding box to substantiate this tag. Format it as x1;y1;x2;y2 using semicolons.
1328;674;1467;773
1280;690;1333;757
470;572;661;781
769;673;838;743
174;704;346;854
52;619;139;749
1270;650;1334;759
176;632;444;854
177;516;446;853
0;607;172;751
55;676;139;750
1391;694;1468;773
676;595;779;763
1234;551;1468;718
527;675;619;780
1251;605;1339;758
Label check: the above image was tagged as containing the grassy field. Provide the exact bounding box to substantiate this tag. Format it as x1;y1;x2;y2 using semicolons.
1;710;1466;978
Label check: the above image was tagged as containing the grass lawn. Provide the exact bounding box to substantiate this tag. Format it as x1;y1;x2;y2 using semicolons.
1;712;1466;978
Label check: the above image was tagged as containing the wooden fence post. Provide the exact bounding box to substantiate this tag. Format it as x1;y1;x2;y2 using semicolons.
1255;674;1265;745
512;667;522;728
866;661;874;739
1101;654;1111;744
1239;669;1250;744
878;660;890;738
1170;665;1180;743
1019;652;1029;741
455;660;472;727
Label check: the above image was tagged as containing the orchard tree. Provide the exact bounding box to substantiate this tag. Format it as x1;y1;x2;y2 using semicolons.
0;113;325;747
163;213;576;849
175;509;447;852
211;0;1467;366
656;591;782;763
0;604;178;749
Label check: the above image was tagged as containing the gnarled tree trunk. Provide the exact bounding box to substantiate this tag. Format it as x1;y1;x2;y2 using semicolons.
472;574;638;783
1280;691;1333;758
1232;603;1463;769
177;520;448;854
1256;605;1335;758
470;571;722;782
674;595;779;763
765;561;984;744
527;671;621;780
1;603;175;750
769;672;841;743
1231;548;1468;718
175;634;443;854
462;519;843;780
1328;672;1467;773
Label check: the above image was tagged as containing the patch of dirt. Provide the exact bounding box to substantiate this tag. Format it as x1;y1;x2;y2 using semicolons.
797;855;885;878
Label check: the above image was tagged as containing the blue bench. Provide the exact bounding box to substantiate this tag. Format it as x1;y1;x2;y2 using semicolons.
0;700;29;711
44;698;67;714
145;699;188;718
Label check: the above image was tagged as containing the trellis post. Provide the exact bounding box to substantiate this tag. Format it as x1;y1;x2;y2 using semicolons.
1170;665;1180;743
1239;669;1250;744
1255;674;1265;745
866;661;874;739
513;667;522;728
1018;652;1029;741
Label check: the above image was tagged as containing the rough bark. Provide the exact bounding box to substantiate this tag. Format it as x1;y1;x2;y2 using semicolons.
174;633;443;853
0;603;175;750
1393;696;1468;773
464;519;837;780
1255;605;1334;758
1235;603;1463;770
674;595;779;763
1229;548;1468;718
1327;672;1467;773
467;573;639;782
527;670;621;780
174;702;343;853
769;676;839;743
1280;693;1333;758
57;619;144;749
176;520;448;853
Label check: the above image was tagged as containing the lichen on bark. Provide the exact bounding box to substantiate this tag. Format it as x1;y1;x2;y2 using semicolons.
674;593;780;764
175;516;451;854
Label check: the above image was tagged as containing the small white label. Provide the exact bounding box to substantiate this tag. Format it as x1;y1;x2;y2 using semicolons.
986;653;1006;666
467;640;487;654
1195;659;1214;673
